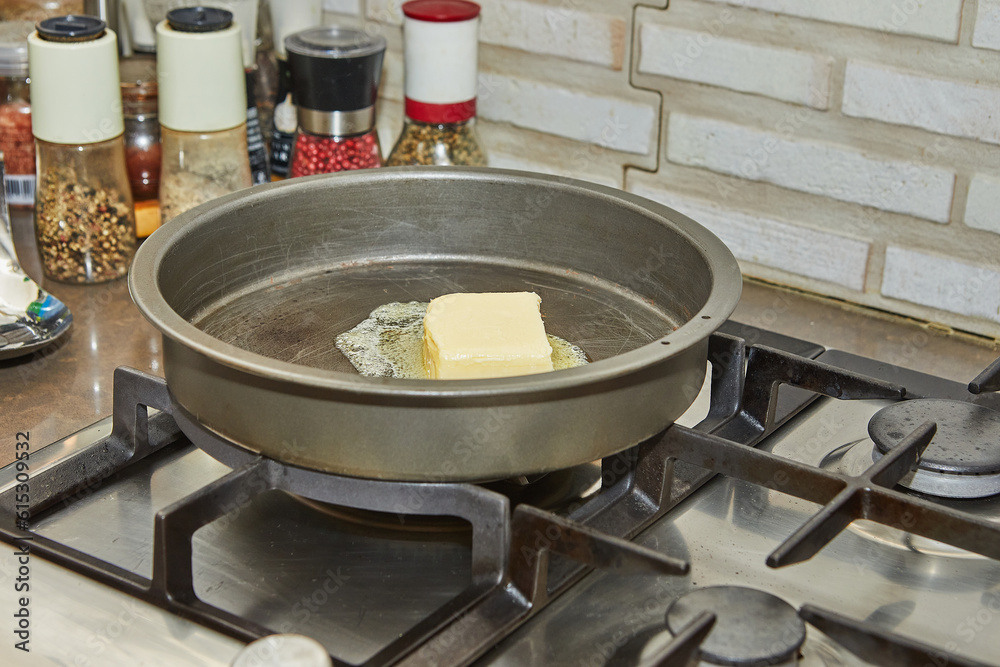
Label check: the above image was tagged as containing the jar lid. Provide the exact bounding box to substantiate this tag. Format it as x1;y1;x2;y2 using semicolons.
36;15;106;42
29;26;123;143
285;26;386;60
402;0;480;22
156;17;245;132
166;7;233;33
401;1;480;123
0;21;33;77
286;27;386;114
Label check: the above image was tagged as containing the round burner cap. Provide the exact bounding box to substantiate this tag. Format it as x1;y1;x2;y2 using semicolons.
869;399;1000;476
666;586;805;665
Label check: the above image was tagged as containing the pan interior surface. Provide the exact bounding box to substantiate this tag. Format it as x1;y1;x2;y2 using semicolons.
192;259;678;374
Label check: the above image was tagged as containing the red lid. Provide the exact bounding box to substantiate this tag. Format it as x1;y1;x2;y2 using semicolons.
402;0;481;22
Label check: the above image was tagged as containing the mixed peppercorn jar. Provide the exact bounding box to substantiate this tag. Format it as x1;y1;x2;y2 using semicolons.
285;26;386;177
28;15;137;284
386;0;486;167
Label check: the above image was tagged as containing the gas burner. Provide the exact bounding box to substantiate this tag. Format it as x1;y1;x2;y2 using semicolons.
869;399;1000;499
296;463;603;532
665;586;805;666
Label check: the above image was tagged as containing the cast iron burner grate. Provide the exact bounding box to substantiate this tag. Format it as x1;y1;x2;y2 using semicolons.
4;330;1000;666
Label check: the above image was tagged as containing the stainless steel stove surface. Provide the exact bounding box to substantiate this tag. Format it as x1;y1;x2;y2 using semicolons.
2;323;1000;667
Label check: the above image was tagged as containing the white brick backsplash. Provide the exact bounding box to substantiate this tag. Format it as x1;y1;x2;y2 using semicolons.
882;248;1000;323
323;0;361;14
366;0;403;25
666;114;956;222
965;174;1000;235
699;0;962;42
630;185;870;290
843;62;1000;146
367;0;626;68
479;74;657;155
479;0;626;69
488;153;620;189
973;0;1000;51
637;23;832;108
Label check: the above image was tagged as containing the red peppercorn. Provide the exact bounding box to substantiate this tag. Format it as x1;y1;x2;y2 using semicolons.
0;102;35;175
289;130;382;177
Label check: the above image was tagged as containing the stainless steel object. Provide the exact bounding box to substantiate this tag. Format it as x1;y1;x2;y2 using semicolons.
129;167;742;481
0;156;72;360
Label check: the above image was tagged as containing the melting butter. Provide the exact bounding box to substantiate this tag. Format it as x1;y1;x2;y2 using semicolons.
335;301;589;379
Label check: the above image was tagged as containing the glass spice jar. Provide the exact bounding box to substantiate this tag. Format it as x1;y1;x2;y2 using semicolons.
156;7;251;224
120;54;161;237
386;0;487;167
285;26;386;177
0;20;36;207
28;15;137;283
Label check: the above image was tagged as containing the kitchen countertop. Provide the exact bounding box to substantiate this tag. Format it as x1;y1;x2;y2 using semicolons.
2;206;998;467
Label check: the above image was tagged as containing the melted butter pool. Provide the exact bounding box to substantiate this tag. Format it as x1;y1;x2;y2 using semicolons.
335;301;589;379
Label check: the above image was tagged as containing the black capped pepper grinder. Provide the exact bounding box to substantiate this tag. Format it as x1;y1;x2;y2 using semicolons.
157;7;252;224
286;27;386;176
28;15;137;283
385;0;486;167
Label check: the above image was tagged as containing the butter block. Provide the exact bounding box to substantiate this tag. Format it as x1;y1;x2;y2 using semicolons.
423;292;554;379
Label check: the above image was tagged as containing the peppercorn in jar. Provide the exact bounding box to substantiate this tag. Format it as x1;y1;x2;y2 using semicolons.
385;0;487;167
28;15;137;284
286;26;386;177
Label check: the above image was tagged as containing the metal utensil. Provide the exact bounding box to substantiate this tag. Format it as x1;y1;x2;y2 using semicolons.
129;167;742;481
0;155;72;360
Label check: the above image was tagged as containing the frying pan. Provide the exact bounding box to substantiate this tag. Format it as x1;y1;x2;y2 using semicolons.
129;168;741;481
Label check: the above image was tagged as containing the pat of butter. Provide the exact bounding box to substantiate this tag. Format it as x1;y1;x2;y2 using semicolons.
423;292;554;379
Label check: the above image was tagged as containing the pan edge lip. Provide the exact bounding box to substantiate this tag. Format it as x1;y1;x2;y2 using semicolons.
129;167;742;399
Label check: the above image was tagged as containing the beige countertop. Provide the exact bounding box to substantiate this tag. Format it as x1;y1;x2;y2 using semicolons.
2;207;997;468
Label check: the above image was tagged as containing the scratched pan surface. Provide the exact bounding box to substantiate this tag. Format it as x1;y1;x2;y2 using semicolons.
130;168;741;481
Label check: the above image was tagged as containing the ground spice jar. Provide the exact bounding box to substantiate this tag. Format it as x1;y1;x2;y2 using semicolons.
156;7;251;224
0;21;36;207
28;15;137;284
385;0;486;167
286;27;386;177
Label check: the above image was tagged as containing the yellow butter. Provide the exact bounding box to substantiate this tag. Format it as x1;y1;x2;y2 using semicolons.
423;292;555;379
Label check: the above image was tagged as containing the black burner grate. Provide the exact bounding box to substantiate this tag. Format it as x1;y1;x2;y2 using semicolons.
3;333;1000;665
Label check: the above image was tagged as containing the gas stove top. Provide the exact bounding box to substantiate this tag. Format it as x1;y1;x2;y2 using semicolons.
2;321;999;667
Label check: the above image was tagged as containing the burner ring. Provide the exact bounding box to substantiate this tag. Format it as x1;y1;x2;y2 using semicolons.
868;399;1000;499
665;586;804;666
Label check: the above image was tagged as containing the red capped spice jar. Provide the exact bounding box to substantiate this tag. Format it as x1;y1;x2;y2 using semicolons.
286;26;386;177
385;0;486;167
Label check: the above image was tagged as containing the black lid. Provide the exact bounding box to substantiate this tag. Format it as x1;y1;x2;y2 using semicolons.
166;7;234;33
36;15;107;42
286;27;386;112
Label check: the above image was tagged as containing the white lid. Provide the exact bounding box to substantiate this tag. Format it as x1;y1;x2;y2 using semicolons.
403;6;479;122
156;18;246;132
28;28;124;144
